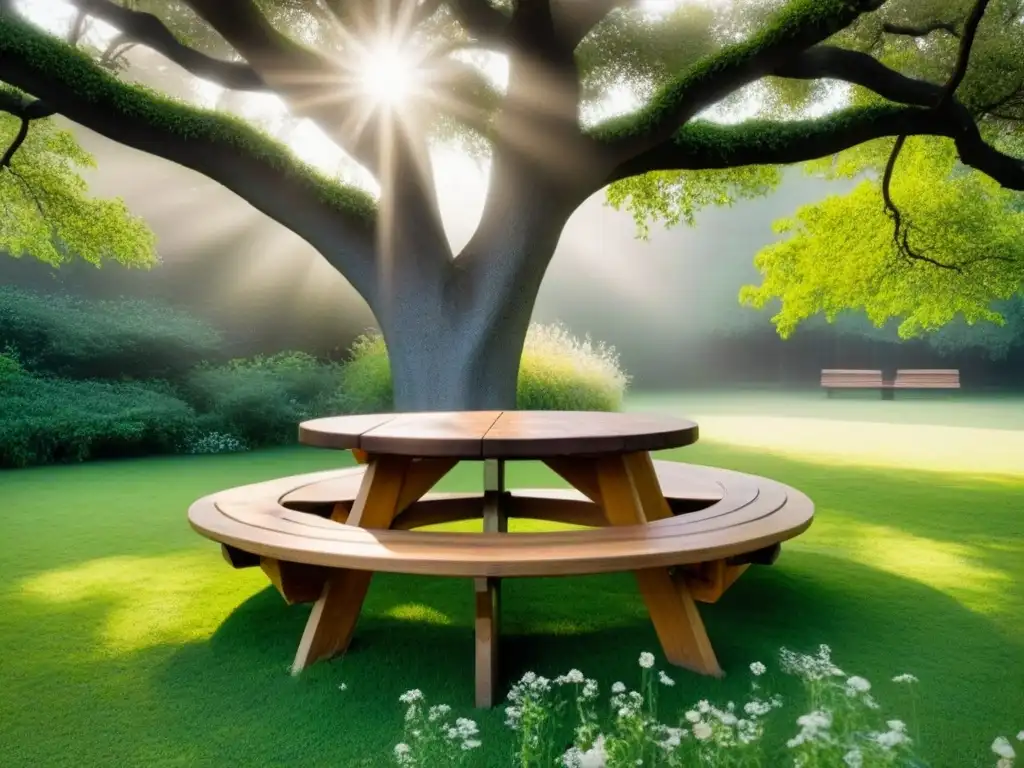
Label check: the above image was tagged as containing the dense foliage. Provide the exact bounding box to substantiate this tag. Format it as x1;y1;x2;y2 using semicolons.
0;88;157;270
0;293;630;467
0;287;224;380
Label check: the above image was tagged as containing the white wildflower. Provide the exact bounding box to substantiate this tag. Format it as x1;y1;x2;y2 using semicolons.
875;730;910;749
582;679;599;700
658;670;675;687
639;652;655;669
992;737;1016;759
887;720;907;733
697;699;711;713
337;683;347;692
1018;731;1024;741
557;669;586;685
393;743;412;766
892;673;918;684
693;722;713;741
427;704;451;721
998;759;1014;768
750;661;767;676
843;748;864;768
611;682;626;694
845;676;871;694
685;710;701;723
398;689;423;704
461;739;481;750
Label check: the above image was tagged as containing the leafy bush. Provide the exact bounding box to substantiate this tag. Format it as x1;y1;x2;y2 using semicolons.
337;323;631;414
183;351;342;447
391;647;1023;767
517;323;630;412
0;346;23;381
0;287;223;380
0;373;197;467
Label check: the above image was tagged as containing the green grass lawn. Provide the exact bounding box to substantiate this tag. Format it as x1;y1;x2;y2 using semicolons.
1;392;1022;766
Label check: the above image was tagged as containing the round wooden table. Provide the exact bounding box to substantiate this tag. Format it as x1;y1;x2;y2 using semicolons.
190;411;813;707
299;411;709;705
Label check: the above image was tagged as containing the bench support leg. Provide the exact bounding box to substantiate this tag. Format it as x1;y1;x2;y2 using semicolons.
636;567;723;677
474;459;507;707
291;455;412;674
593;452;722;677
474;576;500;708
292;569;373;673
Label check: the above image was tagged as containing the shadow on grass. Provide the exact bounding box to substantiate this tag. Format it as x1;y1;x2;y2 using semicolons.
4;549;1018;767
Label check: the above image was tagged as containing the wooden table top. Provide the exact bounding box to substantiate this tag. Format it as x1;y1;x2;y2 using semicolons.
299;411;698;458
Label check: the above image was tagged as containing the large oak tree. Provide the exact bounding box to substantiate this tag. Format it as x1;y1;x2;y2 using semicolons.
1;0;1022;410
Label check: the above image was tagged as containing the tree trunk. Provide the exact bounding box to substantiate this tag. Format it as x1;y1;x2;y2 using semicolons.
385;314;530;411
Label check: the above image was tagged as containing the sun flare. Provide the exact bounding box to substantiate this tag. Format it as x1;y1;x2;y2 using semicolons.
359;43;418;105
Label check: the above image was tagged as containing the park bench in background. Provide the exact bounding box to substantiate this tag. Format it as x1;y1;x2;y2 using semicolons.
893;369;961;390
821;368;960;399
820;369;886;396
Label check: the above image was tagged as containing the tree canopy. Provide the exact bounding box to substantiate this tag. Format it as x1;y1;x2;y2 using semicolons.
1;0;1023;407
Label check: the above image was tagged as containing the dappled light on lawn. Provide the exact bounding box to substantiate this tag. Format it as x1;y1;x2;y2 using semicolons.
19;551;262;654
385;602;452;625
793;515;1013;618
694;415;1024;477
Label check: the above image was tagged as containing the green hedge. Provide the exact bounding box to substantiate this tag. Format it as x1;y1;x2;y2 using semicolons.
337;323;631;413
0;373;197;467
0;287;223;380
0;318;630;466
182;352;344;447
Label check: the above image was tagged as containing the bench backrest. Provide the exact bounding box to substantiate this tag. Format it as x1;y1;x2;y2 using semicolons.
821;369;884;387
893;369;960;388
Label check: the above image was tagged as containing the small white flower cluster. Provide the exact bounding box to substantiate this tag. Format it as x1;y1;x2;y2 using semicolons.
991;731;1023;768
787;709;834;749
183;430;247;455
869;719;911;750
504;670;553;731
780;644;845;681
392;689;480;766
561;734;608;768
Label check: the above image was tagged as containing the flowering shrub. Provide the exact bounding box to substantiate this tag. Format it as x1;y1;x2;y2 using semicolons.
182;431;247;455
391;646;1022;767
393;689;481;767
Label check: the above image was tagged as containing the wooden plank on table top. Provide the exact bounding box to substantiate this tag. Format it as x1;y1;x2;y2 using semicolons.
298;413;397;450
358;411;503;457
481;411;698;458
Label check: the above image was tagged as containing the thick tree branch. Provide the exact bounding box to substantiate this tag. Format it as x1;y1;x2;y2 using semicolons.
0;90;56;167
605;105;1024;190
592;0;886;164
882;21;960;39
183;0;454;278
447;0;510;46
0;15;379;301
68;0;266;90
551;0;636;49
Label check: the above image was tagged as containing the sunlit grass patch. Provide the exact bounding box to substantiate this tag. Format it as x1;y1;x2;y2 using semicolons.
694;415;1024;476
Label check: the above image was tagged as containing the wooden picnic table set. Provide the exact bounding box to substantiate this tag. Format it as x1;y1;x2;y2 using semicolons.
188;410;813;707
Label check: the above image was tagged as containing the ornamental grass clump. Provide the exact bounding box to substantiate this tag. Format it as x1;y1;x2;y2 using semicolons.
390;646;1021;767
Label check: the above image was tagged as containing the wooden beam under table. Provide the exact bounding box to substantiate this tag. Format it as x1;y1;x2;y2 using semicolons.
475;459;507;708
292;455;412;674
593;451;723;677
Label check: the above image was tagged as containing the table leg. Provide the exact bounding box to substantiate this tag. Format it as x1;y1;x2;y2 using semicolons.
593;452;723;677
291;456;411;674
475;459;507;707
474;576;500;708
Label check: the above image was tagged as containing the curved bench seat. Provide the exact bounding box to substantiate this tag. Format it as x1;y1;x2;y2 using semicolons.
189;461;811;578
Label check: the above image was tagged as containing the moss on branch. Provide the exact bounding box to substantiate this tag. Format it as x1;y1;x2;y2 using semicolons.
0;14;377;226
588;0;882;144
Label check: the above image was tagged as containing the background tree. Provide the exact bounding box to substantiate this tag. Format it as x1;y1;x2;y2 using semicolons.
1;0;1022;410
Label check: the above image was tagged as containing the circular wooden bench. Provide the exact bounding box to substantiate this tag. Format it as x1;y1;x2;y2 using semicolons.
190;458;812;703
